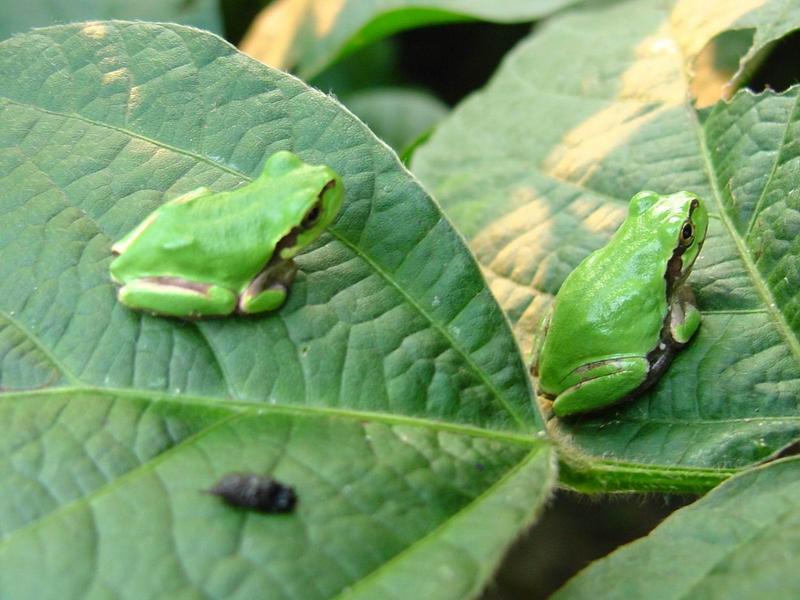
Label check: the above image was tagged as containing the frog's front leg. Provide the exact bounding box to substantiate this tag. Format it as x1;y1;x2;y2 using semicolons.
669;285;701;344
238;261;298;314
118;278;237;318
551;357;649;417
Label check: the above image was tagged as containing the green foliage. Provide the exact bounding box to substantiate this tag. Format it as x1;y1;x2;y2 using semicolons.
413;0;800;489
0;21;552;598
554;456;800;599
2;0;800;597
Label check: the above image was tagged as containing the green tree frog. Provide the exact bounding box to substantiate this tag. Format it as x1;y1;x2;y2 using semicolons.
533;191;708;417
109;151;343;318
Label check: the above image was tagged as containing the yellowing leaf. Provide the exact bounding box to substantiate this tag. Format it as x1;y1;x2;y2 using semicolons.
414;0;800;488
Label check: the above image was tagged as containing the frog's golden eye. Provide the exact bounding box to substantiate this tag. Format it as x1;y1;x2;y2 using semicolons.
680;221;694;246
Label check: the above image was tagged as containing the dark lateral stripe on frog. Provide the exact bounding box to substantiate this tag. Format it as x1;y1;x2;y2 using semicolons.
634;198;703;400
664;198;699;296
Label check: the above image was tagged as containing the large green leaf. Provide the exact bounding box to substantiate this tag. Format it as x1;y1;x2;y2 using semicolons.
238;0;579;78
554;456;800;599
413;0;800;490
0;22;554;598
0;0;222;40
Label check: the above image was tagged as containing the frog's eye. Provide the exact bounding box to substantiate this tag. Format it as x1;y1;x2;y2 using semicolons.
680;221;694;246
301;202;322;229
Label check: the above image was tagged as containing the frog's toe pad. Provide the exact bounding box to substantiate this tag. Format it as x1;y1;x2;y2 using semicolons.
238;284;287;314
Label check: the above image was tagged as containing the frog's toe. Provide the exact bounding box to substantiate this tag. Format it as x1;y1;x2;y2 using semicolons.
238;284;287;314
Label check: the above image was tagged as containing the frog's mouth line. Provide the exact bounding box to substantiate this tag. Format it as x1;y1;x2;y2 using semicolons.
665;240;705;297
665;245;687;296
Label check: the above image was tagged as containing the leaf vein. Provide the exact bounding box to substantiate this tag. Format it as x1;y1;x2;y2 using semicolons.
329;445;549;599
0;411;244;550
0;308;78;385
690;106;800;366
744;91;800;237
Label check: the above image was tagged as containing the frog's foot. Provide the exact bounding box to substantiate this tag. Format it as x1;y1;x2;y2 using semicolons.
238;261;298;314
239;285;287;313
552;357;649;417
118;278;237;318
669;285;701;344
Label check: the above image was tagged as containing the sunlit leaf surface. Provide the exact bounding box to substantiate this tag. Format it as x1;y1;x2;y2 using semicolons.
413;0;800;486
0;22;554;598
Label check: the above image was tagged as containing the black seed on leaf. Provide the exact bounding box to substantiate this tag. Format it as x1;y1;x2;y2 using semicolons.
207;473;297;513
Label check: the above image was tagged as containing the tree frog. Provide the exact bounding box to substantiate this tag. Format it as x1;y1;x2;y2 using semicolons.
109;151;343;318
533;191;708;417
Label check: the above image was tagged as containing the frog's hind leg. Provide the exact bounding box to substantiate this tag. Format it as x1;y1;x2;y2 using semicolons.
238;261;298;314
118;278;237;318
552;357;649;417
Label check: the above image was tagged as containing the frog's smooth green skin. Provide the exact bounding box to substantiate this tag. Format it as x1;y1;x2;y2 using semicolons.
533;191;708;418
109;151;344;318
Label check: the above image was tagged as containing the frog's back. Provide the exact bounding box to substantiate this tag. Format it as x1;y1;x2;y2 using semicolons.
537;231;668;391
112;175;322;290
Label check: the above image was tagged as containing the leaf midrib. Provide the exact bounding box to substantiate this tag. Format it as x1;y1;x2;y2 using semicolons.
3;386;540;446
0;387;543;551
0;411;244;549
691;106;800;365
329;445;553;600
0;96;246;182
655;11;800;368
0;93;530;431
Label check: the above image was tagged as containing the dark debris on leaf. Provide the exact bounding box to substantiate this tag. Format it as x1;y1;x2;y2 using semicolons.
206;473;297;513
